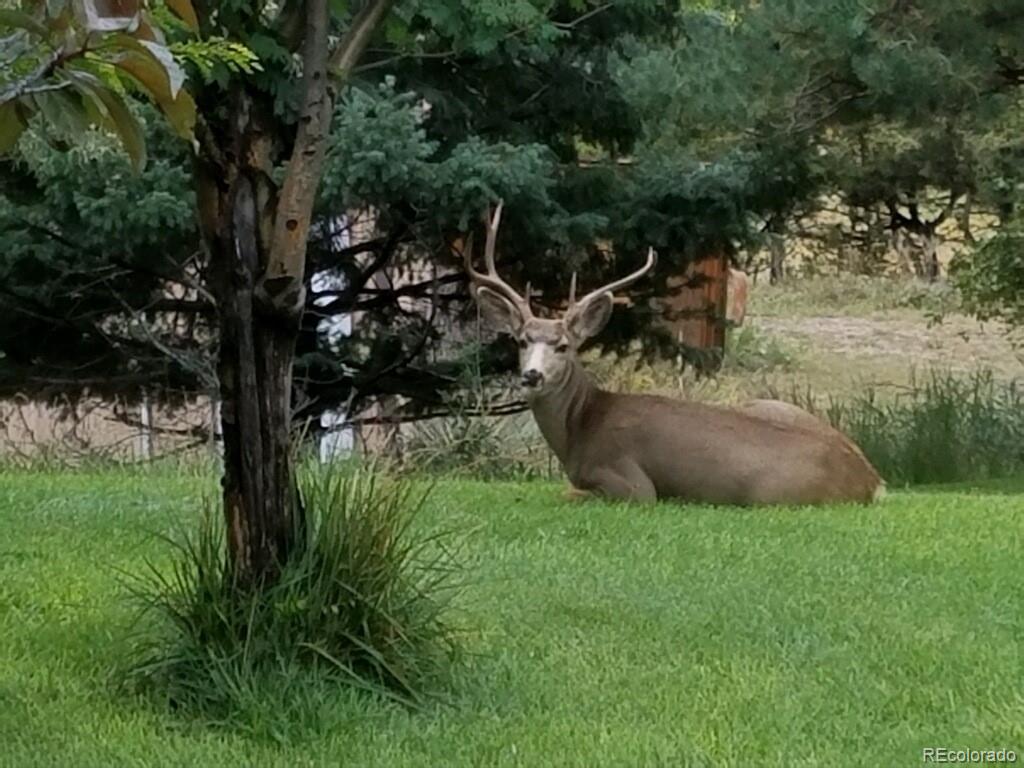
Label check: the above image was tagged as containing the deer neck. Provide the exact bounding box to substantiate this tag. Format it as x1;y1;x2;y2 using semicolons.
528;359;597;467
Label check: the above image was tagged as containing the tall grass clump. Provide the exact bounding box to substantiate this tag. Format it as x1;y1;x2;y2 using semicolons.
125;464;463;733
788;370;1024;485
401;409;552;480
400;354;553;479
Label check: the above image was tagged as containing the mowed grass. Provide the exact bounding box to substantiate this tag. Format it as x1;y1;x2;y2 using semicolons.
0;468;1021;767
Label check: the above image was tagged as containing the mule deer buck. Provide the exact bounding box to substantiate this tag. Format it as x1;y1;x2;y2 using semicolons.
462;202;884;505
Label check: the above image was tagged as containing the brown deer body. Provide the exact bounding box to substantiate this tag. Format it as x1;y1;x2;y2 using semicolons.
463;203;884;505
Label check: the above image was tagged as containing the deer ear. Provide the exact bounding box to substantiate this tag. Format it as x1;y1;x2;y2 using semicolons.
475;286;523;336
566;293;613;341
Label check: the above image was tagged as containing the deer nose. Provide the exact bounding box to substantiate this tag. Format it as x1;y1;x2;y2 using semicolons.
521;369;544;388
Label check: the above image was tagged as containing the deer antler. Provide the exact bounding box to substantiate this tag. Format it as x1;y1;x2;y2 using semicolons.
568;247;657;311
462;200;534;318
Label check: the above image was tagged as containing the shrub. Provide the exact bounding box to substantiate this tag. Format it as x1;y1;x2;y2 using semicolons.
952;219;1024;328
887;278;962;316
401;409;553;480
723;325;796;373
784;370;1024;486
124;464;463;734
399;358;553;480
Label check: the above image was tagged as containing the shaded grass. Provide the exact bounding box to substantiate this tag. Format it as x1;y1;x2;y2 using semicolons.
0;468;1021;766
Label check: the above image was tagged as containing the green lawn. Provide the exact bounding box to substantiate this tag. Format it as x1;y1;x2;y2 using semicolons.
1;469;1021;767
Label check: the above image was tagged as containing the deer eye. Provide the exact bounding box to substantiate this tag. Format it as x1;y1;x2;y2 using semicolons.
555;342;569;353
518;339;528;350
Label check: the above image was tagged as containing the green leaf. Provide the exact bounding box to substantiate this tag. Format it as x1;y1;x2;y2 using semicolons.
95;86;146;171
65;68;146;170
32;88;92;137
96;39;194;138
0;9;49;38
138;40;185;97
159;89;195;139
110;35;186;100
164;0;199;31
383;16;412;48
0;102;27;153
65;66;114;121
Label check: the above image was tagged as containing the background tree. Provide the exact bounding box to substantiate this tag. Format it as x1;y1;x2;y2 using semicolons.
7;0;1024;586
1;2;684;426
2;1;683;585
618;1;1024;280
0;113;209;409
0;0;227;167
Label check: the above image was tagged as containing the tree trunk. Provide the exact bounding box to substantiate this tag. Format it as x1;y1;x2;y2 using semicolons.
922;225;940;282
893;227;923;278
195;96;305;587
958;190;975;246
214;240;303;585
768;231;786;284
767;217;787;284
190;0;392;586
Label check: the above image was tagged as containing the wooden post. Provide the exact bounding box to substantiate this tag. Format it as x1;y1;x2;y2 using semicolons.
209;396;223;460
661;245;729;369
138;392;153;460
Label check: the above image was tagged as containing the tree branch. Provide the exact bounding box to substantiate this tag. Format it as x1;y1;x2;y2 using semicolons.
346;400;530;425
328;0;397;76
0;49;63;105
304;222;410;317
265;0;332;290
263;1;395;322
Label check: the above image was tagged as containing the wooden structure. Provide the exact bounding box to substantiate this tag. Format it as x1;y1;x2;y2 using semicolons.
662;247;730;353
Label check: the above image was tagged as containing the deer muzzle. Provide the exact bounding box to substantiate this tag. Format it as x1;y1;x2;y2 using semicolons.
521;369;544;389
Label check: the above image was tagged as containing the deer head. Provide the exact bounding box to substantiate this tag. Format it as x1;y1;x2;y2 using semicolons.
463;201;657;396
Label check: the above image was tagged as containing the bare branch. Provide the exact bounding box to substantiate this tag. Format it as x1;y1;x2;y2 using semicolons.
553;3;612;30
0;49;63;105
328;0;397;76
347;399;530;425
